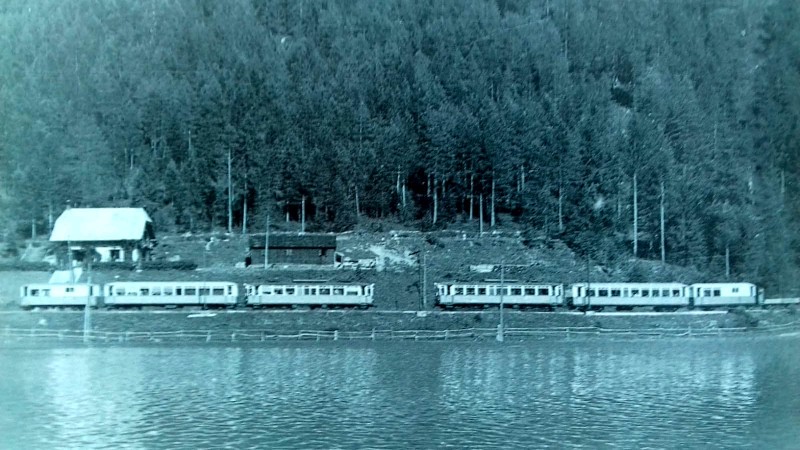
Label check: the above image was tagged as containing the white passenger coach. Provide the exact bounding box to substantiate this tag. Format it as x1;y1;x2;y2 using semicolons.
570;282;691;308
245;283;374;307
435;282;564;307
691;283;757;307
103;281;238;307
20;284;102;308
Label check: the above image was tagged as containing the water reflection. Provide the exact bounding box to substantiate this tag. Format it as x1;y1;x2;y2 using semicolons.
0;338;797;449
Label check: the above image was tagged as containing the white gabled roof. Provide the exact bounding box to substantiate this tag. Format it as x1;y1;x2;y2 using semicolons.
50;208;152;242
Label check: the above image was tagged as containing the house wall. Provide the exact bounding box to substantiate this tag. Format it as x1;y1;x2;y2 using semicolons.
251;247;335;265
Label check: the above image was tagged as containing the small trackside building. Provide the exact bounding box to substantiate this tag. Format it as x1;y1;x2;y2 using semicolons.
49;207;156;265
248;233;337;266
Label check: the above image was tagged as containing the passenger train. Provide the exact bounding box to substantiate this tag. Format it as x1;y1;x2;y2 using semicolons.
434;281;774;310
19;280;375;309
17;279;797;311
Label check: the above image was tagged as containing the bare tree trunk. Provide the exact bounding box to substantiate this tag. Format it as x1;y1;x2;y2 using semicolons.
479;194;484;235
227;148;233;234
396;170;401;194
660;180;665;265
520;164;525;192
355;185;361;218
633;171;638;257
469;174;474;221
301;196;306;233
402;183;407;208
48;203;54;233
31;217;36;240
725;245;730;279
433;176;438;225
491;178;496;228
242;177;248;235
558;170;564;233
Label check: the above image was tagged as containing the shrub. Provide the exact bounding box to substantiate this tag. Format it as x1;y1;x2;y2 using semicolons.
0;261;52;271
139;260;198;271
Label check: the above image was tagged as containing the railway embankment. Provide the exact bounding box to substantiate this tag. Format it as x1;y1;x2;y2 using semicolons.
1;308;797;343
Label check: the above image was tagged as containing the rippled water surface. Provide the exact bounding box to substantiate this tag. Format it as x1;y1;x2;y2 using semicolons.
2;337;799;449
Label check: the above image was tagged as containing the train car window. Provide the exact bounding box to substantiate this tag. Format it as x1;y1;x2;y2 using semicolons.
42;289;50;296
212;288;224;295
642;290;650;297
478;287;487;295
152;288;161;296
598;289;608;297
653;290;660;297
272;288;281;295
303;287;311;295
672;289;680;297
320;288;331;295
286;288;296;295
497;287;508;296
346;289;359;296
140;288;149;295
66;287;74;293
631;289;640;296
185;288;196;295
732;287;739;293
611;289;621;297
227;286;233;295
588;289;596;297
333;288;343;295
30;289;39;296
511;288;522;295
454;287;464;295
713;289;721;297
623;289;629;297
538;288;549;295
662;290;670;297
176;288;182;295
164;287;173;295
467;287;476;295
524;288;535;295
199;288;210;295
703;289;711;297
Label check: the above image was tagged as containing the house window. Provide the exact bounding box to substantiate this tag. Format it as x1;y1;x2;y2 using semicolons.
320;249;327;257
285;249;293;256
110;249;121;261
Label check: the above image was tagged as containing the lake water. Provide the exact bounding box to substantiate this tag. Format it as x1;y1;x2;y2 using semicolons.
1;336;799;449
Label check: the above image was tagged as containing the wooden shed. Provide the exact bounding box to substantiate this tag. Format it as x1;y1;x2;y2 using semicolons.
249;233;337;266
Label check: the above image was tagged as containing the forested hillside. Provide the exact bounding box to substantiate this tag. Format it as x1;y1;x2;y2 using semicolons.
1;0;799;291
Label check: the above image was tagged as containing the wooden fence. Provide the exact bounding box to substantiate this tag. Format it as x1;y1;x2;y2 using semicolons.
2;321;799;344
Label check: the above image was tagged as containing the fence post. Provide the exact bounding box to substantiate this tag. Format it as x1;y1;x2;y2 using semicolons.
334;330;339;341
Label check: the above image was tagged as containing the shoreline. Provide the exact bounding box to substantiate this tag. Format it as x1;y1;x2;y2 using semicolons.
1;309;798;344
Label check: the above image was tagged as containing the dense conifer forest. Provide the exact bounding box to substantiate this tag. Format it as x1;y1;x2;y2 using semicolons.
1;0;799;291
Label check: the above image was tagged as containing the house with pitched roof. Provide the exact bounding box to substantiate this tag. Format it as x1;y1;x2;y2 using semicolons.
50;208;156;264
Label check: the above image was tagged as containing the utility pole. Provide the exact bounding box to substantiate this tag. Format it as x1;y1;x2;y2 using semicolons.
633;171;638;257
497;262;505;342
660;180;666;265
479;194;484;235
264;214;270;268
301;196;306;234
227;147;233;234
422;253;427;309
83;257;92;344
